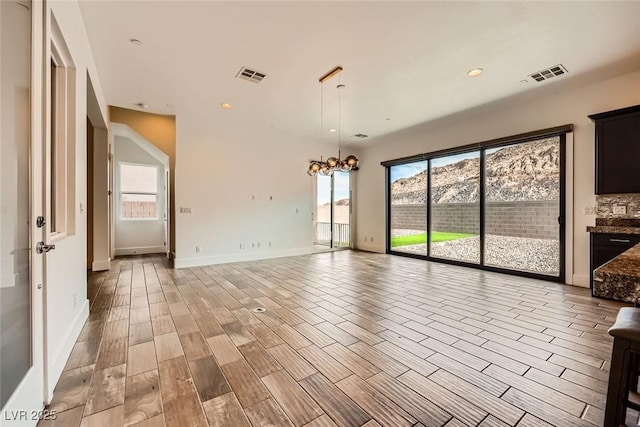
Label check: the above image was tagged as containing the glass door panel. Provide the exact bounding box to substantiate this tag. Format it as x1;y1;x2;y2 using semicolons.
484;137;561;276
430;152;480;264
332;172;350;248
1;0;33;408
315;174;332;247
389;161;428;255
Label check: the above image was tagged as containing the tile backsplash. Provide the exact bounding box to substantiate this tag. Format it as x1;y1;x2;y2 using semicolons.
597;194;640;218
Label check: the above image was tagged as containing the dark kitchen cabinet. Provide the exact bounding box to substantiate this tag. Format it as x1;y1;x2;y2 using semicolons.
590;232;640;293
589;105;640;194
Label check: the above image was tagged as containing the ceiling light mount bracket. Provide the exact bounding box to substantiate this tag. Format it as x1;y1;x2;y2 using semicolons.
318;66;343;83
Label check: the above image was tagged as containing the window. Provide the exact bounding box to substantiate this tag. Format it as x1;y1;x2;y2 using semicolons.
49;18;76;236
120;163;158;220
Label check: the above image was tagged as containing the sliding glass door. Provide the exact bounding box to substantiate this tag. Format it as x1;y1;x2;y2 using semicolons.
389;160;428;255
332;172;351;248
385;132;565;282
315;175;332;247
484;137;561;276
315;172;351;248
430;152;480;264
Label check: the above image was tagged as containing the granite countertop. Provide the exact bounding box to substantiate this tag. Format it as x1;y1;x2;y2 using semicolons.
593;243;640;303
587;218;640;235
587;225;640;234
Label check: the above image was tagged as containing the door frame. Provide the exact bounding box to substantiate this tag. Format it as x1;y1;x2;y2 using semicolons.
313;172;352;249
110;123;170;257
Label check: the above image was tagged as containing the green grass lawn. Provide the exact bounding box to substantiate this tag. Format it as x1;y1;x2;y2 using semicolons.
391;232;476;247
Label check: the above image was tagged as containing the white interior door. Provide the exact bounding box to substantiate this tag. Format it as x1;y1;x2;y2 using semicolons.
1;1;46;425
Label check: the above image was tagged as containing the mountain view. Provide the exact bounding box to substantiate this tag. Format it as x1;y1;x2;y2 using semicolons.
321;198;350;206
391;138;559;204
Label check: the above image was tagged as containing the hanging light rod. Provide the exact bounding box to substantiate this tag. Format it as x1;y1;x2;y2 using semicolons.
307;66;359;177
319;66;343;83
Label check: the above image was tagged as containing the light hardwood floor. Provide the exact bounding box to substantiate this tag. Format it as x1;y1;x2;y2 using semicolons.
39;251;629;427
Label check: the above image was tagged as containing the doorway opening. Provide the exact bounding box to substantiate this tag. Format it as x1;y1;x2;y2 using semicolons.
313;171;351;250
111;124;170;257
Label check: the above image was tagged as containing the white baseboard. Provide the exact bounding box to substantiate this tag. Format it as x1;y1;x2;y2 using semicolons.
92;258;111;271
114;246;165;256
174;246;315;268
572;274;590;288
46;299;89;402
355;243;385;253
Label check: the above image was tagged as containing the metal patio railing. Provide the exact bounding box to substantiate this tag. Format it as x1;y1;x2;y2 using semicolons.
316;222;350;248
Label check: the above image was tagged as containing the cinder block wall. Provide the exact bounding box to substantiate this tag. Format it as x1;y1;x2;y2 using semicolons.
391;200;559;239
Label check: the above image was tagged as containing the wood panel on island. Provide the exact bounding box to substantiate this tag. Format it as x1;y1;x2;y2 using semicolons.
588;104;640;302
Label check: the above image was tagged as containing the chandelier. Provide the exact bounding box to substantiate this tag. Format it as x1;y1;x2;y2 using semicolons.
307;66;359;176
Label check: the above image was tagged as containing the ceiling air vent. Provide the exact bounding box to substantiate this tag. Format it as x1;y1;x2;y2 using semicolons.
236;66;266;83
353;134;368;139
528;64;568;83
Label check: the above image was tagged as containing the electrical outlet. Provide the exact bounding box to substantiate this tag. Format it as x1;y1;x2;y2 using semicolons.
195;246;201;253
370;237;373;242
613;205;627;215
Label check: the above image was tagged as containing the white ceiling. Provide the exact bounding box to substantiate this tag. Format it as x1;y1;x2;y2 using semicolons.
79;1;640;147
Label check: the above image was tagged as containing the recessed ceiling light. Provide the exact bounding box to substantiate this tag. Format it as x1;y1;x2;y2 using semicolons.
129;38;142;45
467;68;484;77
328;128;337;133
220;103;232;109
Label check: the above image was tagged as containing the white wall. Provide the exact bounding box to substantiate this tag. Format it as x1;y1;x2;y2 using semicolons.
174;113;317;267
355;69;640;287
91;126;109;270
114;135;166;255
43;0;108;400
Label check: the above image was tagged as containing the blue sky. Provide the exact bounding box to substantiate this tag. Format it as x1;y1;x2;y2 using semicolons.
390;151;480;182
390;161;428;182
317;172;350;205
